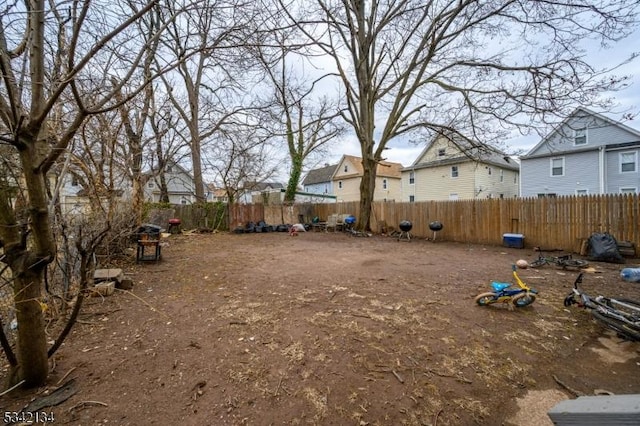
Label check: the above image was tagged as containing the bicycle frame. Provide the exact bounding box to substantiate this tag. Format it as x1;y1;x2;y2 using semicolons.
531;250;588;269
475;265;538;308
564;273;640;340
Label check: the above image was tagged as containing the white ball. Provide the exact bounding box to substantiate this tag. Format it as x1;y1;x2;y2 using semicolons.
516;259;529;269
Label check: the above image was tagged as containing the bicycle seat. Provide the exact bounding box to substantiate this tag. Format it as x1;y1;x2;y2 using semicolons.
491;282;511;292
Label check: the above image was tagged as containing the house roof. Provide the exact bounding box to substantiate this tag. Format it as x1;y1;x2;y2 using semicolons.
336;154;403;178
523;107;640;158
408;134;519;171
302;163;338;185
245;181;284;191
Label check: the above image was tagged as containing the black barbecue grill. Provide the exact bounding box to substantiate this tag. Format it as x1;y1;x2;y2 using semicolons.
429;221;443;241
136;224;162;262
398;220;412;241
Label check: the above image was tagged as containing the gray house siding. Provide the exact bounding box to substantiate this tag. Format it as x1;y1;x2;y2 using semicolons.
521;108;640;197
605;146;640;193
528;112;639;156
521;150;601;197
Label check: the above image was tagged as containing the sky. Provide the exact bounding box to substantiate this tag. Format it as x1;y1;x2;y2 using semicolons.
322;26;640;170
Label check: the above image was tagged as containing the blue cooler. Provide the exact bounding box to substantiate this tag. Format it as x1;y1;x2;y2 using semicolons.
503;233;524;249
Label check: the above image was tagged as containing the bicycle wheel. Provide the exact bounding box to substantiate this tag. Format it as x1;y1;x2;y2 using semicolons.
528;258;547;268
474;292;497;306
560;259;590;269
592;311;640;341
512;292;536;307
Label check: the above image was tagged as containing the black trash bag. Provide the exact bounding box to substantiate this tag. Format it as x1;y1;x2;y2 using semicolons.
588;232;625;264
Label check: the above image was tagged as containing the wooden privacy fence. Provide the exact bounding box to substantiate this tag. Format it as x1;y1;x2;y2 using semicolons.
225;194;640;253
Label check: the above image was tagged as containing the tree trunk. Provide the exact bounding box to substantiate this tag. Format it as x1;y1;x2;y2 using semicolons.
285;153;302;203
7;141;53;387
190;132;206;202
358;155;377;231
13;265;48;387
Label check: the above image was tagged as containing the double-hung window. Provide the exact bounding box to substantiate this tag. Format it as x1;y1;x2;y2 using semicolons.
574;127;587;145
551;157;564;176
451;166;459;178
620;151;637;173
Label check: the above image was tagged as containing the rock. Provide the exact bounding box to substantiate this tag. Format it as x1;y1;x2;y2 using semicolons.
118;278;134;290
93;281;115;297
94;268;124;284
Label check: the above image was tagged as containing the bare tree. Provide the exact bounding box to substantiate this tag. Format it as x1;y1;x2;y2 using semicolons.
0;0;177;387
249;26;344;203
204;122;279;205
157;0;262;202
284;0;639;230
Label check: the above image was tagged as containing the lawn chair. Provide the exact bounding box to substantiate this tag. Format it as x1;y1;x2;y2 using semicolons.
326;214;339;232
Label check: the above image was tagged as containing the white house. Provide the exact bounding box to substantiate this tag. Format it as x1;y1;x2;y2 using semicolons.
401;134;519;201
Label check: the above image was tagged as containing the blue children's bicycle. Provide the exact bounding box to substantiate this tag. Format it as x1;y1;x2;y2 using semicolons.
475;265;538;308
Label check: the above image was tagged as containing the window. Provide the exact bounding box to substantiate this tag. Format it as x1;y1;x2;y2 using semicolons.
620;152;637;173
537;193;557;198
71;176;79;187
451;166;458;178
409;172;415;184
344;165;348;172
338;181;343;189
576;189;588;196
148;181;155;188
620;187;637;194
382;179;388;189
487;167;492;175
574;127;587;145
166;165;173;173
500;170;504;182
438;148;446;157
409;195;415;203
449;193;459;200
551;157;564;176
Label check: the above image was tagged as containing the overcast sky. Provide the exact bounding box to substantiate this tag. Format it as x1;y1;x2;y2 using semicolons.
322;26;640;169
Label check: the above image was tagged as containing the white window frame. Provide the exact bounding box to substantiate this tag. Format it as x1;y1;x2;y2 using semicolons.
344;165;348;172
382;178;388;190
409;195;415;203
451;166;458;178
620;187;637;194
449;193;459;200
575;189;589;196
438;148;446;157
338;181;343;189
551;157;564;177
620;151;637;173
574;127;587;145
499;169;504;182
409;171;415;185
148;181;155;188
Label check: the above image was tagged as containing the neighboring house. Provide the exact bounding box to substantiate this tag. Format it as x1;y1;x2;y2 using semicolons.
205;184;229;203
144;161;197;204
302;163;338;195
520;107;640;197
237;181;285;204
402;134;519;201
332;155;403;202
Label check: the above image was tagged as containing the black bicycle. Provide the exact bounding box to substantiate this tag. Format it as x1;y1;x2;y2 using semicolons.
563;273;640;341
529;250;589;270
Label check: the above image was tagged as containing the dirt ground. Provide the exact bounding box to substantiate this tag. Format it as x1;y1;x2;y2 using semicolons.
3;230;640;425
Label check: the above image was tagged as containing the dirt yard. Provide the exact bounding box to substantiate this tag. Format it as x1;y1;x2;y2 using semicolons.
2;231;640;425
